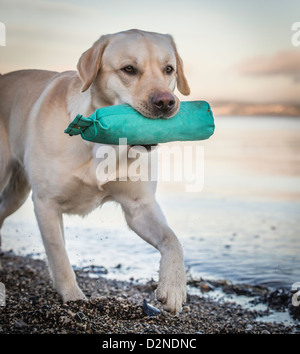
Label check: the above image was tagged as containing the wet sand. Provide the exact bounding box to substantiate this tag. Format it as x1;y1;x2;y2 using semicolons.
0;252;298;334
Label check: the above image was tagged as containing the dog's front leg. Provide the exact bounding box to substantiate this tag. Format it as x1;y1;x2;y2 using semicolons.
120;196;186;314
33;195;86;302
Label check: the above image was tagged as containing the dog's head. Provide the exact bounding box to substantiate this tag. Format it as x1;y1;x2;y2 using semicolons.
77;29;190;119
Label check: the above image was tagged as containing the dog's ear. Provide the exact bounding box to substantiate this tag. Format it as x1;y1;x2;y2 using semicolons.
168;35;190;96
77;35;110;92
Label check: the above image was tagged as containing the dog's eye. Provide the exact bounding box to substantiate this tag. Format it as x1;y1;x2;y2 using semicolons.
121;65;136;75
165;65;174;74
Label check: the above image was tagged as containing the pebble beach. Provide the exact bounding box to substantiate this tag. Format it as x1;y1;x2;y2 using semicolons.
0;252;298;335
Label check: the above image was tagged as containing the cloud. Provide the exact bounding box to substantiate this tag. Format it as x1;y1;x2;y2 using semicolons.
237;50;300;83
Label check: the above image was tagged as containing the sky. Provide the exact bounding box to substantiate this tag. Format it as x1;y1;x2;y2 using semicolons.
0;0;299;104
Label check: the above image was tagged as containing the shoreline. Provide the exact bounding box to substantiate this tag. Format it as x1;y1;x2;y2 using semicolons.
0;251;299;334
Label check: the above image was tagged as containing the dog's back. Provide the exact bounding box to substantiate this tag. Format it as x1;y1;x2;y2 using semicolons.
0;70;57;132
0;70;57;167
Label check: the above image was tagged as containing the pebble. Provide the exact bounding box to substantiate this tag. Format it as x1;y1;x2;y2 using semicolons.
60;316;71;325
200;281;214;292
75;311;87;322
245;324;253;332
142;299;161;317
14;319;28;329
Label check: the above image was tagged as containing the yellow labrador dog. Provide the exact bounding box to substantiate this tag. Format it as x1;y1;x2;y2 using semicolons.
0;29;190;314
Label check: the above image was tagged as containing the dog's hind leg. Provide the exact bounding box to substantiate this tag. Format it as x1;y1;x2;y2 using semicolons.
0;123;12;268
0;119;12;196
0;118;31;267
0;161;31;268
0;162;31;225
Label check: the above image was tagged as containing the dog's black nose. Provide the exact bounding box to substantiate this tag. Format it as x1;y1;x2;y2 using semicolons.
151;92;176;114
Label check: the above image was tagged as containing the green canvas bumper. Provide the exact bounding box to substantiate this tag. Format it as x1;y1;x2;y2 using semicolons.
64;101;215;145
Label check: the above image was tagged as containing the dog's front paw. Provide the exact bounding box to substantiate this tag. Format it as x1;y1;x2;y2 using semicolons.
156;264;186;315
58;284;87;303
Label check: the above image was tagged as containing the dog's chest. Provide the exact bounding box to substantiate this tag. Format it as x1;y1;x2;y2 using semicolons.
56;176;108;216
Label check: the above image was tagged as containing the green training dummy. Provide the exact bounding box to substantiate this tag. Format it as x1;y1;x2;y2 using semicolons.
64;101;215;145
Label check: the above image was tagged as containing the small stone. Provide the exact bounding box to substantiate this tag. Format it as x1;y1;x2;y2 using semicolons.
200;281;213;292
142;299;160;317
60;316;71;325
245;324;253;332
67;310;76;317
75;311;86;322
14;318;28;329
